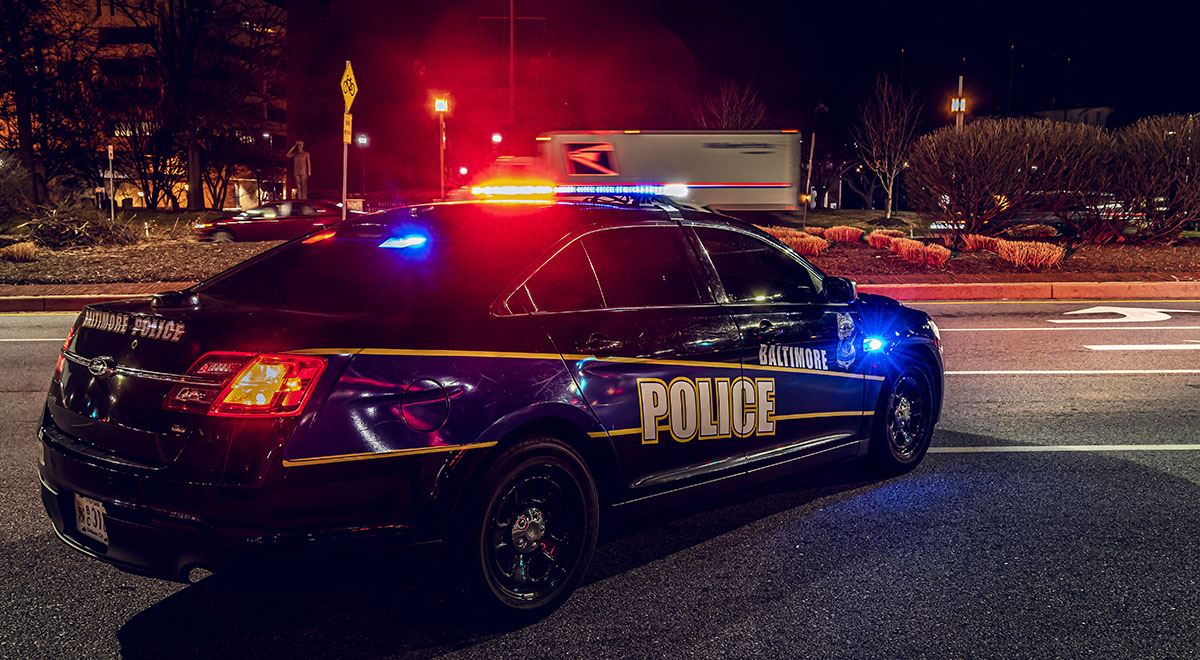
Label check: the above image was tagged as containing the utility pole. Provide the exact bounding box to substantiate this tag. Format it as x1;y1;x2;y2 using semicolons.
508;0;515;126
107;144;115;222
1007;44;1015;116
951;75;966;131
956;75;964;131
479;5;546;129
801;132;816;224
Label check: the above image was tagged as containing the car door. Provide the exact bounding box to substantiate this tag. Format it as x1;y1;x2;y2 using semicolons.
235;206;277;241
508;223;747;497
687;223;868;463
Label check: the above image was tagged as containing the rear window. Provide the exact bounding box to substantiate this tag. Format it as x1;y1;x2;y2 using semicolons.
196;205;590;316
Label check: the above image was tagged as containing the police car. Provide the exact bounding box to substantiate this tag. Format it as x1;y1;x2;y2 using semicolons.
38;183;942;615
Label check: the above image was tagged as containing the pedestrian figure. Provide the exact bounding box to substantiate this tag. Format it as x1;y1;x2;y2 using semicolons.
287;141;312;199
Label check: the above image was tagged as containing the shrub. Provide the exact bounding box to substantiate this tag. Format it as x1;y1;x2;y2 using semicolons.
889;237;926;262
874;229;905;238
960;234;1000;252
0;157;31;224
919;244;951;266
24;201;141;249
0;241;37;262
778;232;830;257
823;225;864;243
803;226;825;236
995;240;1065;269
865;231;895;249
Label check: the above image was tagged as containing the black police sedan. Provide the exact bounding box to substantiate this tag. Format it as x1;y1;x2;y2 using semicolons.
39;194;942;615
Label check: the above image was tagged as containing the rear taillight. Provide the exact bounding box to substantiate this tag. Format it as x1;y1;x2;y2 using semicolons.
53;323;79;382
164;352;326;417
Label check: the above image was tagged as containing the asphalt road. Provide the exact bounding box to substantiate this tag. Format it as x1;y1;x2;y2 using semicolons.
3;301;1200;658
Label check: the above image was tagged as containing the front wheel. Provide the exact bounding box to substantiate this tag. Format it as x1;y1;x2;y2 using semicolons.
458;437;599;617
868;360;936;474
210;230;234;243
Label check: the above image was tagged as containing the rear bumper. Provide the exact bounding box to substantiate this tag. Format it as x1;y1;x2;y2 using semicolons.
37;421;439;582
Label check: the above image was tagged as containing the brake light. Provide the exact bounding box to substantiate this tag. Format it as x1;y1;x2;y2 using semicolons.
163;352;325;417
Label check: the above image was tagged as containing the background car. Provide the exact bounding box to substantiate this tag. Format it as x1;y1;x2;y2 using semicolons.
193;200;342;242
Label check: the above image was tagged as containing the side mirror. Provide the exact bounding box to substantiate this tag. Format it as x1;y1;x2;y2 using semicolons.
824;276;857;304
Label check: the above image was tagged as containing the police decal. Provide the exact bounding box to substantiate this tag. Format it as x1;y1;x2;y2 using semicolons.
835;312;857;369
637;377;775;444
759;344;829;370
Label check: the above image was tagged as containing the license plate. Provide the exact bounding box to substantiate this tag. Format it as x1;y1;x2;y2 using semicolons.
74;494;108;546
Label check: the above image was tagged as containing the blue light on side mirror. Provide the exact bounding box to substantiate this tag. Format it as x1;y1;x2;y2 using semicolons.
864;337;886;352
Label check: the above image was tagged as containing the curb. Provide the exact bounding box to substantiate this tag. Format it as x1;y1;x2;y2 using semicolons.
4;280;1200;312
0;294;140;313
858;281;1200;301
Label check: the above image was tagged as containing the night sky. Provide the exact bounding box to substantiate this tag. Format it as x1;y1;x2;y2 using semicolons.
292;0;1198;195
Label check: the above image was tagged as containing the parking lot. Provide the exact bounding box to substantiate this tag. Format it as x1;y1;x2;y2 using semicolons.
3;300;1200;658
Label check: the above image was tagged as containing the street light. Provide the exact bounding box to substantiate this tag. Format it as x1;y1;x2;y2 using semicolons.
434;97;449;199
951;75;967;131
491;132;503;145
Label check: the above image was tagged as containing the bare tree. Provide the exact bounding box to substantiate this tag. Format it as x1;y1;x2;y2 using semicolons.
907;118;1062;240
117;0;285;209
852;74;920;218
1111;115;1200;243
693;81;766;130
0;0;99;203
843;164;879;211
1037;123;1119;244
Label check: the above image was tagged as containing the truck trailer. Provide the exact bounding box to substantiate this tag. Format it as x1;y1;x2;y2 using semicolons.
534;130;802;211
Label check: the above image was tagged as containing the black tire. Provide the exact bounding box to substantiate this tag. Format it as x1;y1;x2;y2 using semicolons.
456;436;599;618
211;230;234;243
868;358;936;475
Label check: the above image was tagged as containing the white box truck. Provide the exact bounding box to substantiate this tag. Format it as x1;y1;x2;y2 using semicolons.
535;130;802;211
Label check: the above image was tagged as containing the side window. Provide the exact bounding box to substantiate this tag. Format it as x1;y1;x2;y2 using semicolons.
522;241;604;313
582;227;701;308
694;227;819;304
276;202;293;217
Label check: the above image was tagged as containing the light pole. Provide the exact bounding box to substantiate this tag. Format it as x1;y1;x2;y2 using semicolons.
434;97;448;200
951;75;967;131
355;133;368;197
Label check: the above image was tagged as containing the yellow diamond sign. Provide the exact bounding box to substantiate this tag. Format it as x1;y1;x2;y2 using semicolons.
340;61;357;113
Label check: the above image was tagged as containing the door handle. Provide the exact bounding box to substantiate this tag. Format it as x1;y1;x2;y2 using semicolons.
751;319;783;339
580;332;621;356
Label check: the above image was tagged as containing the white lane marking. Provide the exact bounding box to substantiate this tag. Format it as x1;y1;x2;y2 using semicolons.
941;325;1200;332
0;338;64;342
1085;342;1200;351
946;369;1200;375
932;444;1200;453
1050;306;1200;324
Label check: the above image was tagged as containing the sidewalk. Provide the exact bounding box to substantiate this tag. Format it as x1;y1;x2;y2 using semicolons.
0;282;191;312
3;276;1200;312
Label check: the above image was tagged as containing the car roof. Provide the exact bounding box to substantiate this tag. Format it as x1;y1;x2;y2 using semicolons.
387;199;755;235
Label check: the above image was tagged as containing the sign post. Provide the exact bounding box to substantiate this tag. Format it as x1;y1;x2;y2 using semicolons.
106;145;115;223
340;61;358;221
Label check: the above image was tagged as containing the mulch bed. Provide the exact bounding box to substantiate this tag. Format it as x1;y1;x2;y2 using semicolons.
1;238;1198;287
811;242;1200;283
0;240;278;285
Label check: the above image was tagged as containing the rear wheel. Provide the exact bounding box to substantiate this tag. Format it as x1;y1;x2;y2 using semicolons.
211;230;234;242
868;360;936;474
458;437;599;617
